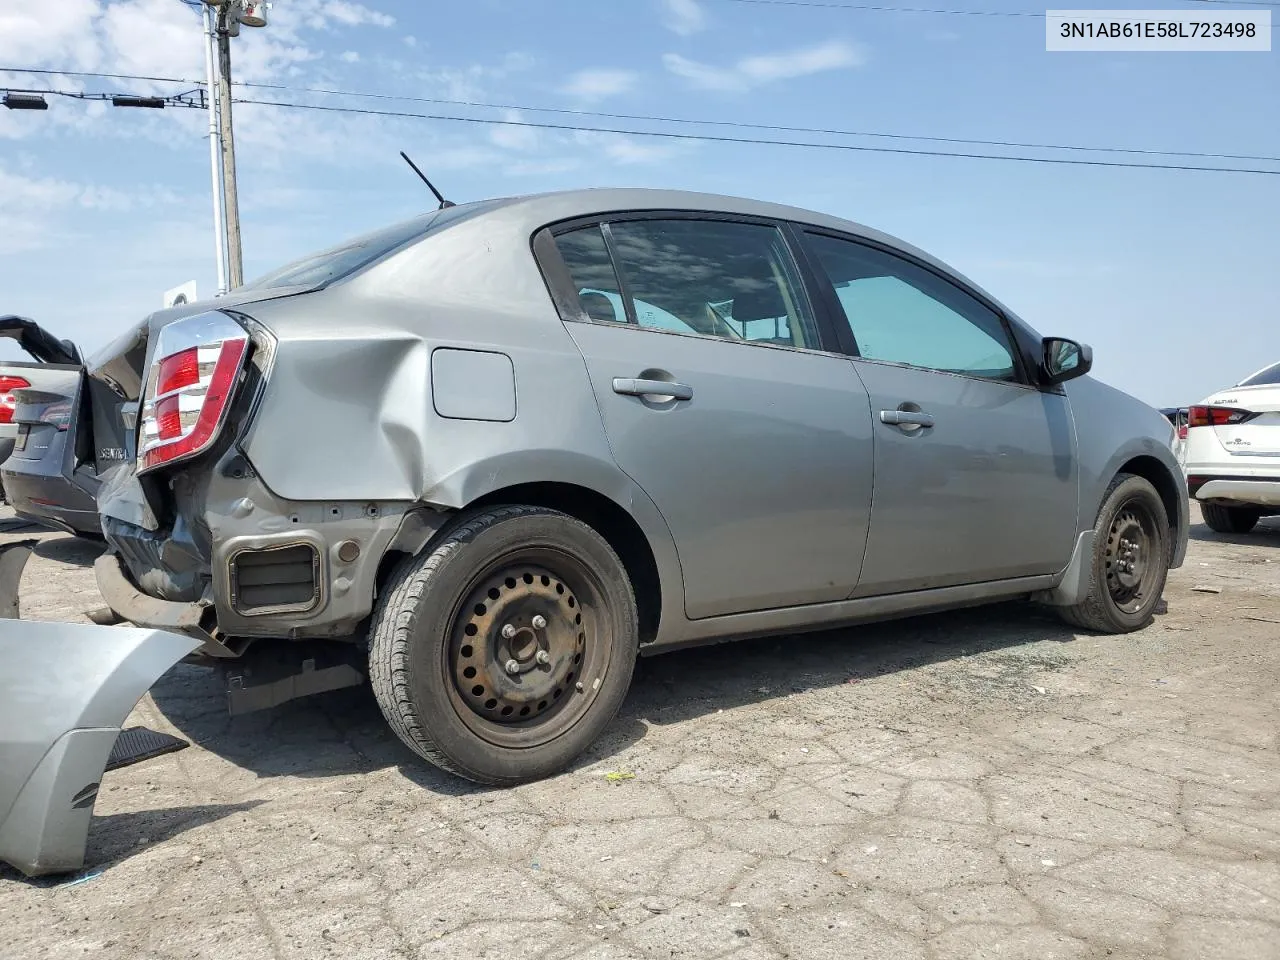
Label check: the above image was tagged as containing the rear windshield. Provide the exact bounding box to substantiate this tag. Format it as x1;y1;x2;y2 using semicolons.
237;199;508;293
238;213;441;292
1239;362;1280;387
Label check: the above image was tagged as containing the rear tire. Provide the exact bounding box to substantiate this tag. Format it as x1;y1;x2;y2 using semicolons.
368;504;638;786
1058;473;1170;634
1200;503;1261;534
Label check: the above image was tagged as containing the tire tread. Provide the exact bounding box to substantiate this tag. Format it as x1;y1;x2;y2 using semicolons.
368;505;635;785
1058;472;1169;634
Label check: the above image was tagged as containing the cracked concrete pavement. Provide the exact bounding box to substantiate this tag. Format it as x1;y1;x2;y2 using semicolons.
1;505;1278;960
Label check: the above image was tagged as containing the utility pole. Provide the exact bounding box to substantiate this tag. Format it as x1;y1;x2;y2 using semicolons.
214;4;243;289
202;2;228;295
201;1;267;291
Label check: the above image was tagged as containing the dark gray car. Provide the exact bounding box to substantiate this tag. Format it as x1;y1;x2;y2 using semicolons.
92;188;1189;785
0;316;96;531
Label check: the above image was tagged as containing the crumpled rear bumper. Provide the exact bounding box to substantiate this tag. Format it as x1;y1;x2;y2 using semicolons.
0;620;198;876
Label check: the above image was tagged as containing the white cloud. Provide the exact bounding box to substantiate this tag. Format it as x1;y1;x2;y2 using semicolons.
0;165;181;255
0;0;103;71
562;69;638;102
340;50;361;63
489;110;539;151
661;0;707;36
324;3;395;28
664;40;864;92
269;0;396;33
571;131;684;166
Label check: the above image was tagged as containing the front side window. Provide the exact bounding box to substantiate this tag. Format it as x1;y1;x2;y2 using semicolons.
555;218;821;350
805;232;1018;381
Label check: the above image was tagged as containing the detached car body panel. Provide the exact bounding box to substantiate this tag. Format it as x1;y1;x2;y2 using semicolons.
94;188;1187;656
0;620;198;876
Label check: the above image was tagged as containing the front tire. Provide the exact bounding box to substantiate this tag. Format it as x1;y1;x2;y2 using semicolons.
1058;473;1170;634
368;505;638;786
1200;502;1261;534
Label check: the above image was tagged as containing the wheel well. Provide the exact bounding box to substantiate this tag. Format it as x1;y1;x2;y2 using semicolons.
467;483;663;645
1118;455;1181;545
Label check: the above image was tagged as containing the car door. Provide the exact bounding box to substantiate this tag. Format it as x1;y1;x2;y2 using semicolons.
540;215;875;620
798;230;1078;596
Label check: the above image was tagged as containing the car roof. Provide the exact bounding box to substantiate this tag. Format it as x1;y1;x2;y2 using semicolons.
442;187;1022;325
479;187;933;265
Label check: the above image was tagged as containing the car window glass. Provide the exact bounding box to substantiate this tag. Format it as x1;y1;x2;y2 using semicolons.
1239;362;1280;387
560;219;819;350
806;233;1017;380
554;226;628;324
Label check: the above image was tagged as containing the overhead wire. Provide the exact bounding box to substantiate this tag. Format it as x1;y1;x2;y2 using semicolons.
229;96;1280;176
2;66;1277;166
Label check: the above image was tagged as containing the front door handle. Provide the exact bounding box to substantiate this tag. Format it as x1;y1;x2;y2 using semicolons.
879;409;935;429
612;378;694;401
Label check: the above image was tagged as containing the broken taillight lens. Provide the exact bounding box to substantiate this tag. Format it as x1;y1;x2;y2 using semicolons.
1187;405;1258;428
138;312;249;473
0;375;31;425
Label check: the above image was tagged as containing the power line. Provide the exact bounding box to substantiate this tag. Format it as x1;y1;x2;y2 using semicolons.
233;96;1280;176
716;0;1280;12
3;66;1276;165
718;1;1035;15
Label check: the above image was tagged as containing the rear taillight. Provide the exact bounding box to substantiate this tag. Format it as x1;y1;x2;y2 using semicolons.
40;400;72;432
1177;425;1187;440
138;312;249;473
0;375;31;425
1188;405;1259;428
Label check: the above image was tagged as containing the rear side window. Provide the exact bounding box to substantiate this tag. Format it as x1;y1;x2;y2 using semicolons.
553;226;627;324
555;218;822;350
1240;362;1280;387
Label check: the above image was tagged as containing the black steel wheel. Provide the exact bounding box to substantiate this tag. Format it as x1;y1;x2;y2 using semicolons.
368;505;638;785
443;553;612;749
1059;473;1171;634
1102;500;1161;615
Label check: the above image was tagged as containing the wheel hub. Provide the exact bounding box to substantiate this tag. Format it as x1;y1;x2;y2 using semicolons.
1105;508;1152;607
450;567;586;723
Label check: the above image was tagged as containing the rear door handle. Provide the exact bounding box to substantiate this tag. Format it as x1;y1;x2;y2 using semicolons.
612;378;693;401
879;409;935;428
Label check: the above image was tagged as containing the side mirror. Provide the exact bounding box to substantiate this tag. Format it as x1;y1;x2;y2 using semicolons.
1041;337;1092;386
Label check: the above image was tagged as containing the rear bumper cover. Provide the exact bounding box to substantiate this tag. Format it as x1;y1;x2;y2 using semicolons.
1;466;101;537
0;621;198;876
1195;477;1280;508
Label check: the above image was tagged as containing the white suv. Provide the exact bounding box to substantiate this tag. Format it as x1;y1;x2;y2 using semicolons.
1185;361;1280;533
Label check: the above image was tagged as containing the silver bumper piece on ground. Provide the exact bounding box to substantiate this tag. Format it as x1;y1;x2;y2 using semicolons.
0;620;198;876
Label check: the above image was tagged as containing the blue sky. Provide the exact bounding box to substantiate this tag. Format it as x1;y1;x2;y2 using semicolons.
1;0;1276;407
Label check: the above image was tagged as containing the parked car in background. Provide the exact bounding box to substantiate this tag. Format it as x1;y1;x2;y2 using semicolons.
1185;361;1280;533
91;188;1189;785
1159;407;1188;471
0;316;137;538
0;316;83;506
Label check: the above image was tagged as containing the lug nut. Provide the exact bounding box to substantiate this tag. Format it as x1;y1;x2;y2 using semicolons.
505;659;520;675
501;624;516;639
575;681;585;693
535;650;551;666
531;615;547;630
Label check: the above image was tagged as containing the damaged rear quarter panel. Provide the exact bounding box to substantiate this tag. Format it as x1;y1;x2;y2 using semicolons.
234;204;686;636
239;205;632;505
